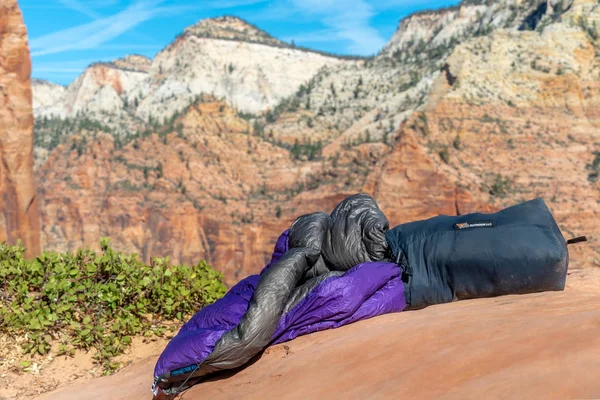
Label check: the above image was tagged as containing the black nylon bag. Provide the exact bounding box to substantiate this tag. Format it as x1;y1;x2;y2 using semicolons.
385;198;569;310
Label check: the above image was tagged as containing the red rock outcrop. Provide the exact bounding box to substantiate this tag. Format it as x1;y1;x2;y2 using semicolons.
363;130;494;224
37;95;482;285
0;0;40;257
37;101;338;284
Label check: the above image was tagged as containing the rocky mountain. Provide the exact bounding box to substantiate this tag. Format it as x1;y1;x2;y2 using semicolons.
262;0;581;147
32;16;345;137
0;0;40;257
132;17;346;121
32;0;600;284
33;56;151;132
32;79;66;117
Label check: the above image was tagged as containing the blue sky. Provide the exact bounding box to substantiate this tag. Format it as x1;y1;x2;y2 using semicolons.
21;0;460;85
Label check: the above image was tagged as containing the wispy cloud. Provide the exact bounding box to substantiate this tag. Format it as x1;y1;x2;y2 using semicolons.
57;0;102;19
88;0;121;6
23;0;121;8
30;0;273;57
35;67;91;73
29;0;178;57
282;0;386;55
93;44;163;50
56;0;161;47
376;0;460;9
205;0;270;8
254;0;456;55
281;28;339;43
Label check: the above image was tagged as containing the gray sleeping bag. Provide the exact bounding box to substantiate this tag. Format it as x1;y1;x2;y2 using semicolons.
191;194;389;377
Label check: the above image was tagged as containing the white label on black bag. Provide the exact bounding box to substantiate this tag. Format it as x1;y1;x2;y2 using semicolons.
453;220;494;230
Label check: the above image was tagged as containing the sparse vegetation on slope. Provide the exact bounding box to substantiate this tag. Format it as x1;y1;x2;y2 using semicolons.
34;116;112;152
0;239;226;373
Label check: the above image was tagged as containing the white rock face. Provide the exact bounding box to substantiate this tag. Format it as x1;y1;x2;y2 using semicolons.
380;0;575;57
32;79;66;118
64;63;148;115
32;16;343;126
441;0;600;106
32;60;149;120
84;84;124;114
32;2;580;137
133;37;343;120
262;0;578;147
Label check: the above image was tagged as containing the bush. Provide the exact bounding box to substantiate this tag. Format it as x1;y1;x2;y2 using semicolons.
587;151;600;183
438;146;450;164
490;174;511;197
0;239;226;373
289;139;323;161
453;135;462;150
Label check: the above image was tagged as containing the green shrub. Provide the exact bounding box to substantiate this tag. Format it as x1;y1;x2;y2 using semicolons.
453;135;462;150
490;174;511;197
587;151;600;183
438;146;450;164
289;140;323;161
0;239;226;373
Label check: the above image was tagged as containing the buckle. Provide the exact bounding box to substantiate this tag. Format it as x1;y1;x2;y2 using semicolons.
401;266;413;283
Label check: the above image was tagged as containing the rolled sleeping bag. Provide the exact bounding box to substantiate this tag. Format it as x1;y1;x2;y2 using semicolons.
288;212;330;282
321;193;390;271
385;198;579;310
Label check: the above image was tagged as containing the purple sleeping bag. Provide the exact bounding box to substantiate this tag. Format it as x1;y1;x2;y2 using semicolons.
153;194;405;397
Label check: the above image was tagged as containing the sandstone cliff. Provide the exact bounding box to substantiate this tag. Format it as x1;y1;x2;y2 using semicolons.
36;98;370;284
0;0;40;257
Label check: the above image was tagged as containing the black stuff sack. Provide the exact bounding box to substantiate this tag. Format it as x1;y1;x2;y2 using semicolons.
385;198;584;310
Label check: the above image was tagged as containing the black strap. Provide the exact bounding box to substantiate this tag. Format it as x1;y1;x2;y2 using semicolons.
394;251;412;283
393;250;412;305
566;236;588;245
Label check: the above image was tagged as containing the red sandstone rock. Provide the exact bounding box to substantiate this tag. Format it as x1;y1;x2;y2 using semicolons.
0;0;40;257
33;269;600;400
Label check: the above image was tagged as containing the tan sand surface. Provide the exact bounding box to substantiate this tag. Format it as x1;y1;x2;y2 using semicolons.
33;269;600;400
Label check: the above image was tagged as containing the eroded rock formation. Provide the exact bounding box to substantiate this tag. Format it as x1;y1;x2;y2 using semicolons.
0;0;40;256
